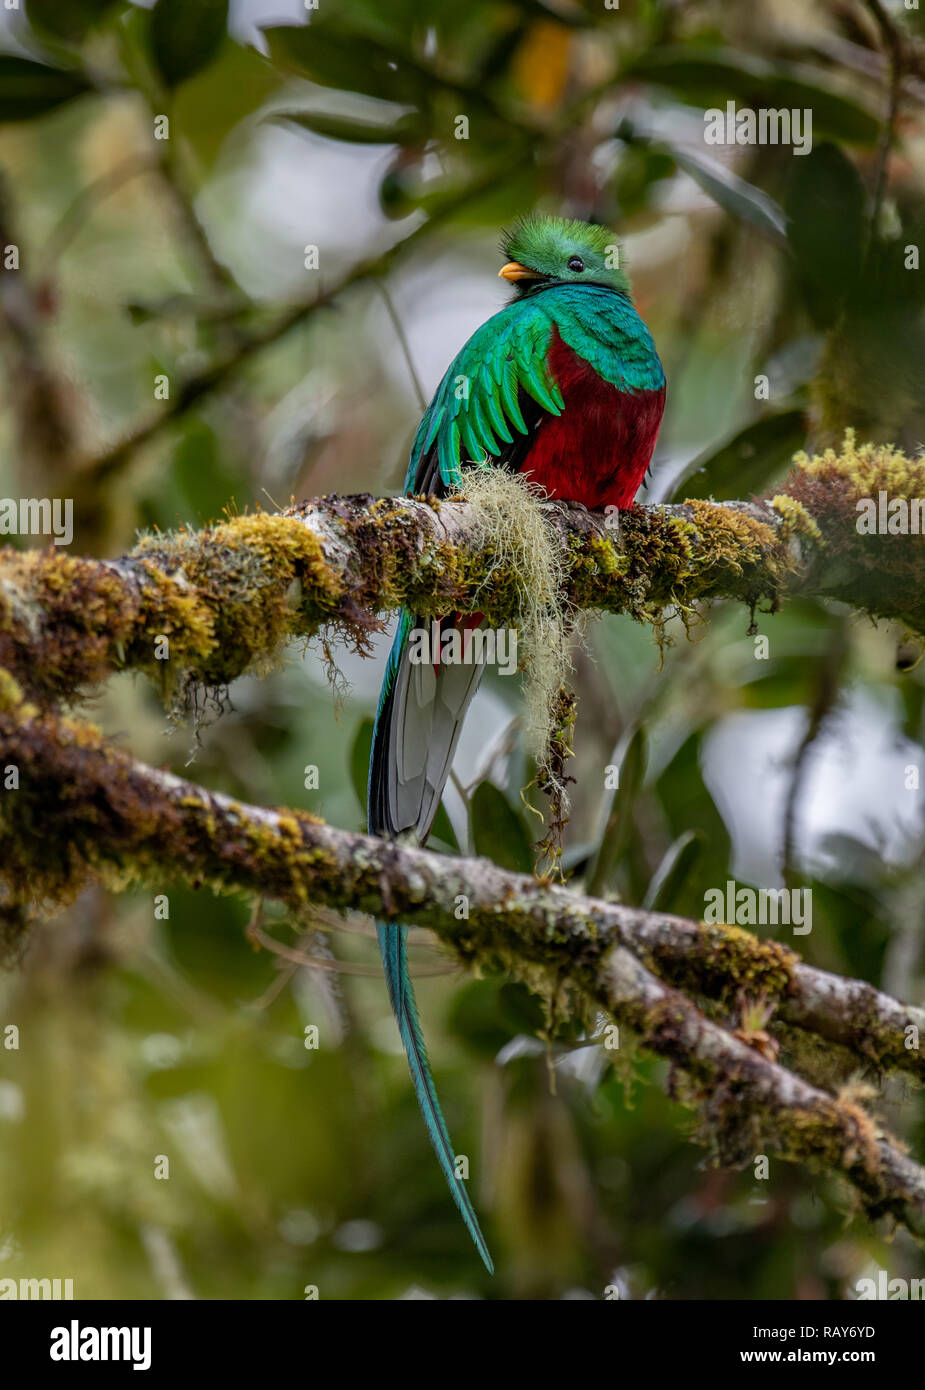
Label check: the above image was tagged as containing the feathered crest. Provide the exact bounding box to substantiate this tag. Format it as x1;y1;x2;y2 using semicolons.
500;213;619;263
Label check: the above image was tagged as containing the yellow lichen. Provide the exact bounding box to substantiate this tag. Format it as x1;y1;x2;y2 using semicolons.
769;494;823;543
792;428;925;498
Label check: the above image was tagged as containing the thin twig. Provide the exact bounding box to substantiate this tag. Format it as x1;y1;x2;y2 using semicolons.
781;619;848;886
250;924;453;977
374;279;427;412
865;0;906;243
42;153;158;265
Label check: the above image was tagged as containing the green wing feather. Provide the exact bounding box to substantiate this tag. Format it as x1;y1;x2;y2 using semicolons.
405;296;564;493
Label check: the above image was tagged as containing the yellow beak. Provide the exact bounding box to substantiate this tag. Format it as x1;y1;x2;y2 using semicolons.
498;261;543;283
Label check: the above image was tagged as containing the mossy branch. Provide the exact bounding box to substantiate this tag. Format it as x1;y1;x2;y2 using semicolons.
2;431;924;1241
2;695;925;1242
3;433;925;706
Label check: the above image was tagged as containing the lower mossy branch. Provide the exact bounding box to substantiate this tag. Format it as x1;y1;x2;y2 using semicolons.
2;696;924;1241
604;949;925;1240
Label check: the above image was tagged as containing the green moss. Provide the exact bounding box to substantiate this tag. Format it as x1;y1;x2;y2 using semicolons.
0;667;27;714
660;921;797;1005
778;430;925;630
769;494;823;543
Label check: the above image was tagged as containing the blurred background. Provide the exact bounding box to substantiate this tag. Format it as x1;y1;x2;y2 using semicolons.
1;0;925;1299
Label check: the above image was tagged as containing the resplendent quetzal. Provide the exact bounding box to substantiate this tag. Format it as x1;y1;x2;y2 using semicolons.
367;214;665;1271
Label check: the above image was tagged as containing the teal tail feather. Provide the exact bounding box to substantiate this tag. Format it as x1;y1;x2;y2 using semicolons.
369;609;493;1271
376;920;494;1274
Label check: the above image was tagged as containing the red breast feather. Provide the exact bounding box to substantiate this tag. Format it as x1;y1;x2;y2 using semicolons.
518;327;666;509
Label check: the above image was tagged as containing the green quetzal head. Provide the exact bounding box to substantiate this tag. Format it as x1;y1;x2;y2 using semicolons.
498;214;631;297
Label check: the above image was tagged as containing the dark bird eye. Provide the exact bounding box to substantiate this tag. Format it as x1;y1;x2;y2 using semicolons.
567;256;584;272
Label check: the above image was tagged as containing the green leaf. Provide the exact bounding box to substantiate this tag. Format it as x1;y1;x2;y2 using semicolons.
0;56;92;122
151;0;228;89
171;419;248;525
654;731;731;909
670;145;787;242
299;0;443;47
617;118;786;242
740;649;827;709
428;802;460;853
799;875;889;980
628;47;879;144
613;143;675;219
173;39;284;170
586;727;647;897
349;717;374;815
498;981;547;1036
446;980;512;1058
406;164;538;226
272;109;422;145
25;0;120;43
470;781;534;874
642;831;705;911
898;675;925;743
673;409;805;502
263;23;419;104
447;979;545;1059
505;0;593;27
787;143;867;325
